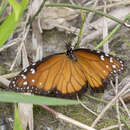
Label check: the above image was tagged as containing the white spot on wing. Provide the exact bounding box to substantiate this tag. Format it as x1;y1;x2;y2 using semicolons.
39;82;42;86
113;70;117;73
110;57;113;63
120;60;123;64
121;67;124;70
32;79;35;83
23;81;28;86
121;64;124;67
27;86;30;90
12;81;15;84
21;74;27;80
105;53;109;57
32;63;36;66
30;68;36;74
23;68;27;72
112;65;116;69
100;55;105;61
106;65;109;68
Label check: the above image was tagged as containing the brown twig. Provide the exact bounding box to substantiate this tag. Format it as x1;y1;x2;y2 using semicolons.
40;105;96;130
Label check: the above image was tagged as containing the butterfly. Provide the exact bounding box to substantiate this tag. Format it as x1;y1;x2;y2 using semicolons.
9;45;125;98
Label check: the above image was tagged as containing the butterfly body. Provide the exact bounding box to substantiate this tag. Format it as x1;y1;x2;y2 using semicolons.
9;48;125;98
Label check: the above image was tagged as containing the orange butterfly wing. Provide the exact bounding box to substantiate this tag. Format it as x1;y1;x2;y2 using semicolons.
73;49;124;89
9;49;125;98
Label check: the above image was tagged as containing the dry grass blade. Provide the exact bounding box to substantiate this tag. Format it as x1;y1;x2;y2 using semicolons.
101;124;124;130
0;76;10;87
103;0;109;54
119;97;130;118
80;7;130;46
91;83;130;128
0;72;20;79
104;76;130;118
18;43;34;130
115;77;122;130
77;96;98;116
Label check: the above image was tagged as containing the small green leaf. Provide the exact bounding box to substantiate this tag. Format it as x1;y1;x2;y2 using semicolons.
0;0;29;48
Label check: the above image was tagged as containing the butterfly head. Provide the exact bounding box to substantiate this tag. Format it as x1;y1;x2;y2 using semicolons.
65;43;77;61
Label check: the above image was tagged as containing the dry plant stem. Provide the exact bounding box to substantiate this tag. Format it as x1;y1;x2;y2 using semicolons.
80;7;130;46
40;105;96;130
17;10;33;129
119;97;130;118
95;0;130;10
110;80;130;118
30;0;44;61
0;72;20;79
10;9;30;70
10;42;24;71
115;77;122;130
69;0;76;5
91;83;130;128
54;24;79;35
22;43;29;67
82;0;98;38
72;1;98;48
116;97;122;130
124;22;130;28
0;76;10;86
0;72;20;89
0;38;20;52
10;25;30;71
111;78;122;130
101;124;124;130
56;112;96;130
18;102;33;130
47;3;126;25
77;96;98;116
103;0;109;54
40;105;56;115
18;42;34;130
84;0;98;6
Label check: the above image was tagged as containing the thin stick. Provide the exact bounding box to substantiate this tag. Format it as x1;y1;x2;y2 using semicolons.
27;0;47;26
115;76;122;130
40;105;56;115
111;80;130;119
101;124;124;130
91;83;130;128
40;105;96;130
0;77;10;87
0;72;20;79
56;112;96;130
77;96;98;116
119;97;130;118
